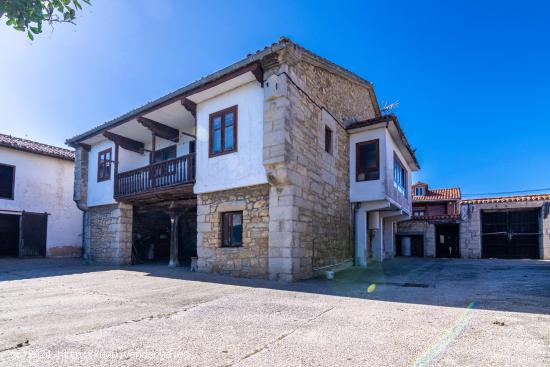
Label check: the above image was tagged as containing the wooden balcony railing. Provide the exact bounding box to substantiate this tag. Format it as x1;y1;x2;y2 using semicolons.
114;154;195;198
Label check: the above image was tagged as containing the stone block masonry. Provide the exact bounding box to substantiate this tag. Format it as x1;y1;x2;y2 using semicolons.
197;184;270;278
85;203;133;264
397;221;436;257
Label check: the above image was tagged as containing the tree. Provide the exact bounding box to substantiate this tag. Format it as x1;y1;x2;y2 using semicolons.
0;0;90;40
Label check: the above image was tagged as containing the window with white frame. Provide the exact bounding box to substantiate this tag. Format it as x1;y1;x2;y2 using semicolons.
415;186;424;196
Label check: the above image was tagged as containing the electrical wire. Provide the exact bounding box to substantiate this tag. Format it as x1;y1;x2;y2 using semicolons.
462;187;550;197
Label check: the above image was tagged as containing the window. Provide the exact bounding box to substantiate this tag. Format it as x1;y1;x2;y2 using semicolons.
356;140;379;181
222;212;243;247
97;148;112;182
415;186;424;196
393;154;407;194
0;164;15;199
153;145;177;163
189;140;196;154
209;105;237;157
413;210;425;217
324;126;333;154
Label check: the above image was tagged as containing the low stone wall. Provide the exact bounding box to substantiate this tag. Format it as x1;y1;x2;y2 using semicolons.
396;220;436;257
460;201;550;259
85;203;133;264
197;184;270;277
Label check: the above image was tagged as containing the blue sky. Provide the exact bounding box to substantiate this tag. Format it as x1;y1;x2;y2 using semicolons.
0;0;548;196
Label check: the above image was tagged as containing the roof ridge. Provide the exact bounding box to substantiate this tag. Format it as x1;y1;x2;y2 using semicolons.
0;133;73;153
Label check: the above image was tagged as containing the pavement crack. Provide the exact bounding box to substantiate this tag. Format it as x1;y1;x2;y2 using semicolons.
228;306;335;366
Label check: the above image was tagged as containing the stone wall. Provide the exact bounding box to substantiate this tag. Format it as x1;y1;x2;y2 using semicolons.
197;184;270;277
460;201;550;259
262;50;365;280
396;220;436;257
73;146;88;211
85;203;133;264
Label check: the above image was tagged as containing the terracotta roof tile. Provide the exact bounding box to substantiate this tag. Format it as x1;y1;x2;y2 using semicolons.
413;187;461;202
410;214;461;221
0;134;74;161
461;194;550;204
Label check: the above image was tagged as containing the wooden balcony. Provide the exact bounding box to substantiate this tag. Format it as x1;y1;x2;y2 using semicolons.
114;154;195;202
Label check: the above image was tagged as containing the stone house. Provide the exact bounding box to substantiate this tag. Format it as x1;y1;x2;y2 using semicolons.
396;182;461;258
460;194;550;260
66;37;419;280
397;182;550;260
0;134;82;258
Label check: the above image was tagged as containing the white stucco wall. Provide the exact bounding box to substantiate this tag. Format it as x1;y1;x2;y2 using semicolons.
349;127;412;211
87;139;116;207
0;147;82;255
349;127;387;203
194;81;267;194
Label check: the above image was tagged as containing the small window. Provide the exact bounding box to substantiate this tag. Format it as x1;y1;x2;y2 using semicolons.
209;106;238;157
97;148;112;182
0;164;15;199
222;211;243;247
356;140;379;181
324;126;333;154
415;187;424;196
153;145;177;163
413;210;425;217
189;140;196;154
393;154;407;194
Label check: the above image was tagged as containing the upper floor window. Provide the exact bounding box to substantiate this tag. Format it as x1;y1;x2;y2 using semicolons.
153;145;177;163
393;154;407;194
415;186;424;196
97;148;112;182
0;164;15;199
356;139;379;181
413;210;425;217
221;211;243;247
209;105;237;157
324;126;333;154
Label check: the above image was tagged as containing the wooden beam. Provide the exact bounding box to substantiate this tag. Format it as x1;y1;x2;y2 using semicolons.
181;98;196;119
137;117;179;142
77;143;91;151
181;131;196;139
103;131;144;154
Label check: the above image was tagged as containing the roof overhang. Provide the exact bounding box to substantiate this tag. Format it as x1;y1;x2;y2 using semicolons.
347;114;420;171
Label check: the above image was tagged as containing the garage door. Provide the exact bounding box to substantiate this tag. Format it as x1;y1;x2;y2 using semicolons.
481;209;540;259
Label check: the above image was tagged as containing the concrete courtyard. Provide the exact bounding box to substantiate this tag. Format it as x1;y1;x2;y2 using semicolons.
0;257;548;366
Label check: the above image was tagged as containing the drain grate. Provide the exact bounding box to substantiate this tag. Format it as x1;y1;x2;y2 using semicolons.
385;282;431;288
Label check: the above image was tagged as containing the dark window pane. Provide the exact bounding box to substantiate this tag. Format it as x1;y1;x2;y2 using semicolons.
213;116;222;130
224;125;234;150
222;212;243;247
225;112;234;126
0;164;14;199
212;129;221;153
356;140;379;181
325;126;332;153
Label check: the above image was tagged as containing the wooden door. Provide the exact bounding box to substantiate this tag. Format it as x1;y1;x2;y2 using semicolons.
20;212;47;257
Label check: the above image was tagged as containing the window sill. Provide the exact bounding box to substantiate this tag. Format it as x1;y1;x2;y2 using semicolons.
209;149;237;158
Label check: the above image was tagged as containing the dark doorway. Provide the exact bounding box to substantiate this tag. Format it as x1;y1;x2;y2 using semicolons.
132;211;171;263
395;235;424;257
436;224;459;258
20;212;48;257
482;209;540;259
178;210;197;266
0;213;20;257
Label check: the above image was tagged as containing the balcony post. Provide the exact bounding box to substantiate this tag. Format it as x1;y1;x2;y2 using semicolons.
168;211;180;267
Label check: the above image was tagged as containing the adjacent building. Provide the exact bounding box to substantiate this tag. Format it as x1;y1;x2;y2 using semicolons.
396;182;461;258
460;194;550;260
0;134;82;258
397;182;550;260
66;37;419;280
